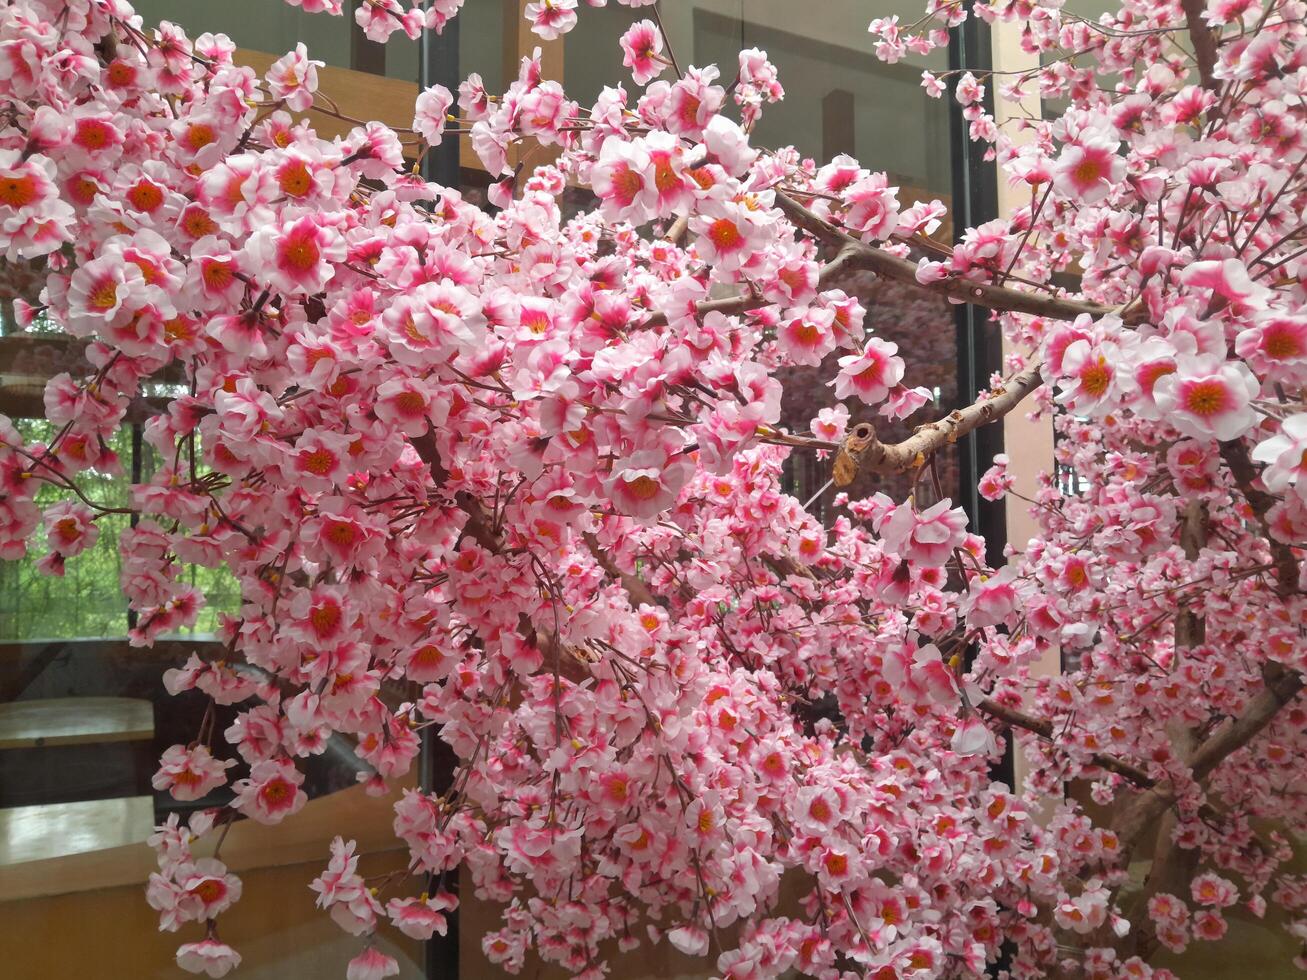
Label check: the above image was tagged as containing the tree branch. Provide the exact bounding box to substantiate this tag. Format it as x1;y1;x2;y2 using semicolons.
772;192;1116;322
976;697;1156;787
1219;439;1299;594
1180;0;1220;91
581;530;663;609
855;365;1045;475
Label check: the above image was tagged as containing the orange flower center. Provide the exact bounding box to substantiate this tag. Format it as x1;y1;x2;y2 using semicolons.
279;162;313;198
1183;379;1229;418
310;604;341;635
707;218;742;251
127;181;163;212
623;475;660;501
1079;360;1111;397
1265;325;1303;360
0;174;38;208
88;280;118;311
280;232;320;272
611;166;643;205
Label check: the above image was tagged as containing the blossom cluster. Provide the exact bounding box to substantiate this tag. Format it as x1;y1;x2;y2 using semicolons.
0;0;1305;977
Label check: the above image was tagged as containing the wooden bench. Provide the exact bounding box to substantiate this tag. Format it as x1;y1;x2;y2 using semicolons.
0;697;153;750
0;796;155;866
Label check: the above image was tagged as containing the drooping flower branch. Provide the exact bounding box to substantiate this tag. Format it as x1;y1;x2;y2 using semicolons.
0;0;1305;977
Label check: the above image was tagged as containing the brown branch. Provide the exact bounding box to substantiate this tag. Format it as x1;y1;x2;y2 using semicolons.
1189;663;1304;782
976;698;1156;788
1219;439;1299;594
581;530;663;608
772;192;1117;322
1180;0;1220;91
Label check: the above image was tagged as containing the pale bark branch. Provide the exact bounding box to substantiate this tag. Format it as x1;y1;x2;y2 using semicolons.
856;365;1045;475
772;192;1116;322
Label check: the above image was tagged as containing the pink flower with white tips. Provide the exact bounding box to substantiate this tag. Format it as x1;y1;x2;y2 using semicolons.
525;0;578;40
620;20;665;86
690;200;764;271
414;84;454;146
880;499;969;567
386;891;458;940
978;454;1013;501
44;500;98;557
778;307;838;366
152;744;235;802
1153;356;1261;441
831;337;905;404
1236;315;1307;382
951;715;997;756
591;137;658;225
244;215;344;296
810;404;850;443
1052;135;1125;203
1253;414;1307;501
1057;339;1120;414
605;450;690;520
176;938;241;978
346;948;400;980
231;758;307;824
266;43;321;112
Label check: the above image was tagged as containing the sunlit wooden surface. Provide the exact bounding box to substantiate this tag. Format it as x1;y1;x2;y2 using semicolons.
0;778;412;902
0;697;153;749
0;796;153;865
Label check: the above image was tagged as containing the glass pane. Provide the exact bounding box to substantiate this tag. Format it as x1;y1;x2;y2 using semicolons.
132;0;355;68
563;3;961;514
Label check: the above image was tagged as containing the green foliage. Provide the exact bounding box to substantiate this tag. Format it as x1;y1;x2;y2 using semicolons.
0;421;240;641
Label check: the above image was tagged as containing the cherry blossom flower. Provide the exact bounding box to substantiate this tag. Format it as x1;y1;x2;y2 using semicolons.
1153;357;1261;441
831;338;906;404
152;744;235;801
620;20;664;86
1052;135;1125;203
266;43;322;112
1252;415;1307;500
231;759;307;824
346;948;400;980
525;0;578;40
176;939;242;978
414;84;454;146
605;450;690;520
881;499;969;567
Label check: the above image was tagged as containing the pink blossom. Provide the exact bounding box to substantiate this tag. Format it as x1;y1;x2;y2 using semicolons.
978;454;1013;500
245;215;344;296
831;338;905;404
231;759;307;824
880;499;969;566
153;744;235;801
414;84;454;146
524;0;577;40
176;939;241;978
1153;357;1261;441
1052;136;1125;203
266;43;321;112
620;20;664;86
387;892;458;940
346;948;400;980
951;715;997;756
605;450;689;520
1253;414;1307;500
